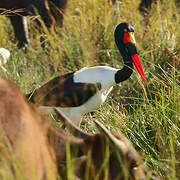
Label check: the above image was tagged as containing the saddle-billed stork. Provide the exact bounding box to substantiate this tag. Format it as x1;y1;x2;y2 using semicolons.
27;22;146;124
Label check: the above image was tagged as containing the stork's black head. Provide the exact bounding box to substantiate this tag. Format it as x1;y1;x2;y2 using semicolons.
114;23;135;43
114;22;146;82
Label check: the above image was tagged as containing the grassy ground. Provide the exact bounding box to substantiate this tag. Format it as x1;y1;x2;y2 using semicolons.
0;0;179;179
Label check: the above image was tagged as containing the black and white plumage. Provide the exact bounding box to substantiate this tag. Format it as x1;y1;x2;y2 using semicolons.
27;22;146;124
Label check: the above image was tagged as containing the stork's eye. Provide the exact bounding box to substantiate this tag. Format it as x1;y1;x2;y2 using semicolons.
123;31;136;45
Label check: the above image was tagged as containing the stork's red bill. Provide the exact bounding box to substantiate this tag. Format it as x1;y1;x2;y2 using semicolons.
123;31;146;82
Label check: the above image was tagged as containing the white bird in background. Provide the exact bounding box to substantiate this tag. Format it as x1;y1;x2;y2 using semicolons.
0;48;10;71
27;22;146;125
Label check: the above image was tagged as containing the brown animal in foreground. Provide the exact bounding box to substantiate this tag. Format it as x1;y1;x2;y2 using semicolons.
0;75;57;179
50;109;157;180
0;0;68;48
0;75;156;179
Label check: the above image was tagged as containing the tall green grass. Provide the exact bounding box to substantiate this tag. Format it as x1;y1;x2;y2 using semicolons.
0;0;179;179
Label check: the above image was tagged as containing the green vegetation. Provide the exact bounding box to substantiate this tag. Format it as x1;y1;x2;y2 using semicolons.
0;0;179;179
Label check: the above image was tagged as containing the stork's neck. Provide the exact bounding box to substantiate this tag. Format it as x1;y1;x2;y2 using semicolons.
115;62;133;83
114;39;134;84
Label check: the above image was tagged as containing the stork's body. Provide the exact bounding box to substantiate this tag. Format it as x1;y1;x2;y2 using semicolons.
27;23;146;124
36;66;117;122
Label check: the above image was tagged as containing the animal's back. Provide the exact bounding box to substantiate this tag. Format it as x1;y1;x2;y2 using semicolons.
0;0;21;10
